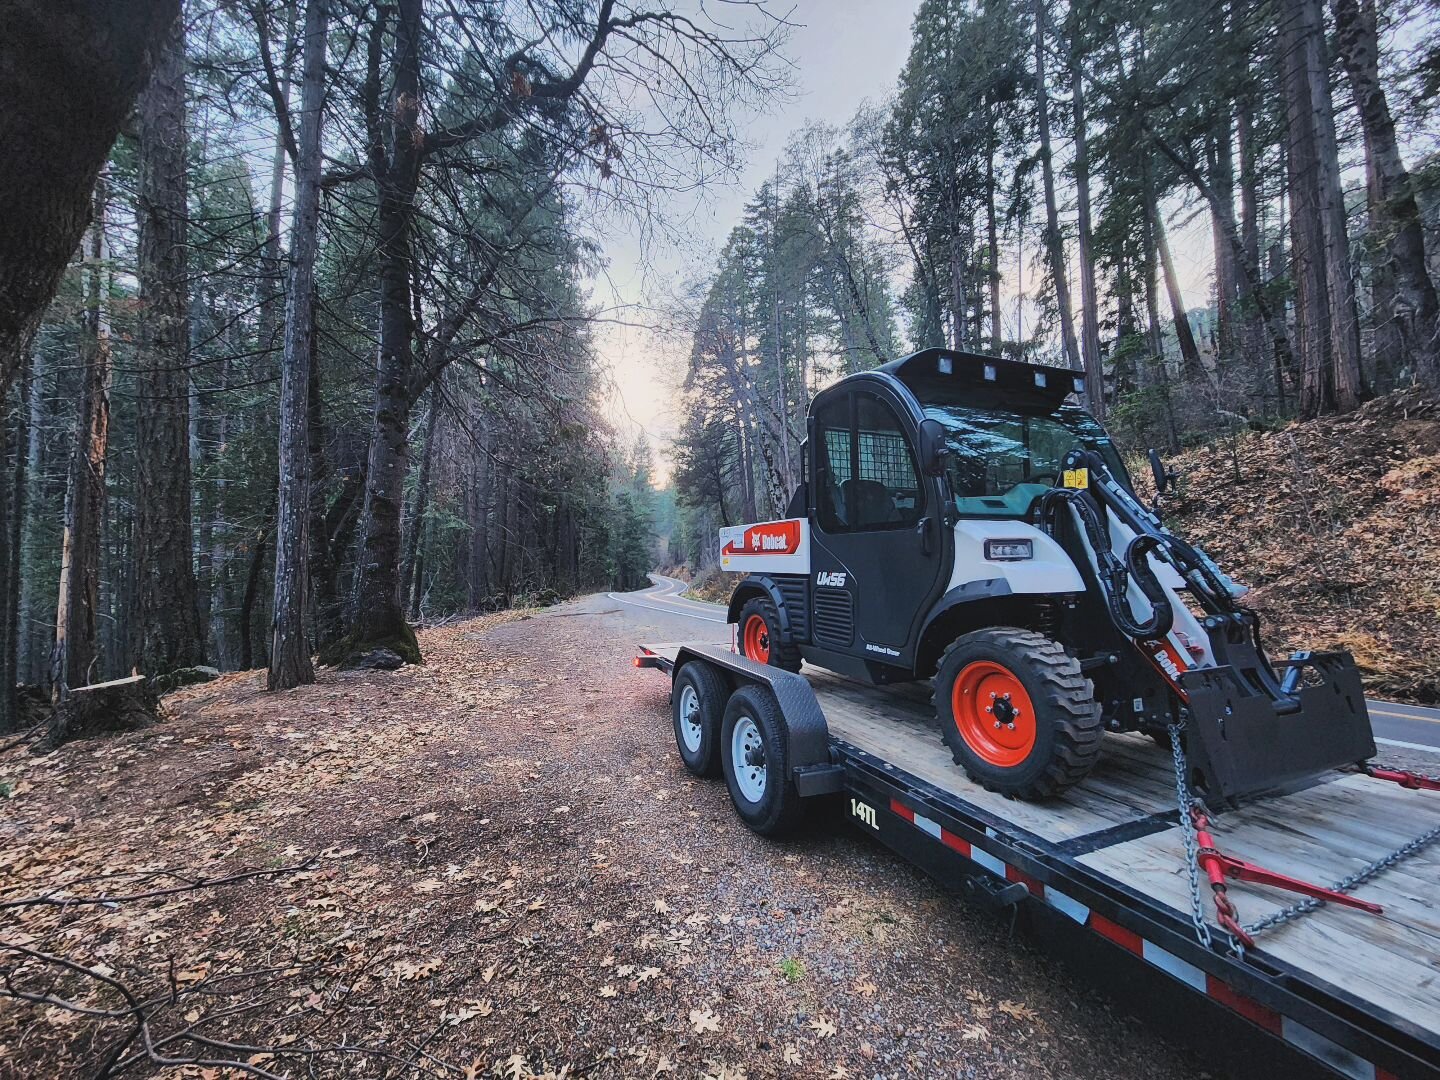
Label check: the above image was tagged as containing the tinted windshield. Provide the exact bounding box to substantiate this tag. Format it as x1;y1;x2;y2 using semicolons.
923;400;1128;518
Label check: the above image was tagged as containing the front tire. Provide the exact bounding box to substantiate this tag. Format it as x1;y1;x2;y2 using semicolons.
672;661;728;777
735;595;802;672
934;627;1102;800
720;685;804;836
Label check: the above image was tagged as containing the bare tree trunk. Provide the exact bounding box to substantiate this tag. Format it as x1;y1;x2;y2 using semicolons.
350;0;423;664
0;1;180;394
0;351;27;728
1236;96;1278;407
401;384;442;618
1035;0;1081;372
1332;0;1440;386
1141;195;1181;452
1285;0;1338;417
1070;35;1104;416
260;0;299;351
1209;120;1241;381
18;344;46;684
134;18;204;673
268;0;328;690
1307;0;1366;411
985;107;1002;352
1153;200;1206;384
52;182;113;697
239;510;274;671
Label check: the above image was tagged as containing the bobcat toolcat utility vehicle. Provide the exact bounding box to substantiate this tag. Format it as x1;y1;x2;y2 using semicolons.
721;348;1377;803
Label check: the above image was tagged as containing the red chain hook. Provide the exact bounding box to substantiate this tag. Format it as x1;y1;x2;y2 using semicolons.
1188;807;1383;949
1364;764;1440;792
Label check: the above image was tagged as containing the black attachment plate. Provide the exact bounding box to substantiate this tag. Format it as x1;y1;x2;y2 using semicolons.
1180;651;1376;805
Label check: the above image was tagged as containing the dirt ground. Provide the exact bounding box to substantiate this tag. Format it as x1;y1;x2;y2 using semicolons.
0;606;1216;1080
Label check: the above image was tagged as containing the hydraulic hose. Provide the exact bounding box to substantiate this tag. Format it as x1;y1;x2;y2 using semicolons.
1039;487;1174;641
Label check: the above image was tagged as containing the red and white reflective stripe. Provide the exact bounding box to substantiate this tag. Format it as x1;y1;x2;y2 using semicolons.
886;798;1400;1080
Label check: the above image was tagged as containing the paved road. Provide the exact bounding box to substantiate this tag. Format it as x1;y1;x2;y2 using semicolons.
612;574;1440;753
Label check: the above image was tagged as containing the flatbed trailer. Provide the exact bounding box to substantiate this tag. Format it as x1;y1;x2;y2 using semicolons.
636;641;1440;1080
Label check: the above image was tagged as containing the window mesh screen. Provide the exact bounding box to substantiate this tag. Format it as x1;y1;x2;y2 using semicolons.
858;430;913;490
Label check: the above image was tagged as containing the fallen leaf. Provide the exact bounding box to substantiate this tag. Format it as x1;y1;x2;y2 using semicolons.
689;1007;720;1034
810;1016;836;1038
998;999;1039;1022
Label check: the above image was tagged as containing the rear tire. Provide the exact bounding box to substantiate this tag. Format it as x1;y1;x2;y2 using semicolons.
934;627;1102;800
720;684;804;836
672;661;728;777
735;595;802;673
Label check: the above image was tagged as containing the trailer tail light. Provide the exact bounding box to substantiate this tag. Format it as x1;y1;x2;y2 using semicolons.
985;539;1033;561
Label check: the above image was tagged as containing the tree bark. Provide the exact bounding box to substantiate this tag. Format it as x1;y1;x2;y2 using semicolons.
985;102;1002;352
1069;32;1104;416
1;349;30;727
1152;199;1206;384
1331;0;1440;386
52;181;113;697
268;0;328;691
1034;0;1081;372
0;0;181;395
1307;0;1366;411
134;18;205;673
349;0;424;664
401;384;443;618
1285;0;1342;417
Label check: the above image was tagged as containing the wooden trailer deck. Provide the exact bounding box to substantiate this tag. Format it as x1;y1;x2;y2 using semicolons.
647;644;1440;1039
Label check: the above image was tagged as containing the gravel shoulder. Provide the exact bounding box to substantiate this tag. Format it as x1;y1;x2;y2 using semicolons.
0;599;1214;1079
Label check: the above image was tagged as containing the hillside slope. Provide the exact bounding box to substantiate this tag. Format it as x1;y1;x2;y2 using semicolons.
1160;388;1440;703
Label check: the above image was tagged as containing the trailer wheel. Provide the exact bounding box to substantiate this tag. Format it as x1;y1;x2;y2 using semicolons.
672;660;728;777
736;596;802;672
934;627;1102;800
720;684;804;836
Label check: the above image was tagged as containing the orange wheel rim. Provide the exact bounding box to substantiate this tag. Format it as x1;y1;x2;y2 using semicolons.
951;661;1036;768
743;614;771;663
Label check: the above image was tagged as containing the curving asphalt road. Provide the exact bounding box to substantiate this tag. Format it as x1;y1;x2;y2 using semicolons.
612;573;1440;753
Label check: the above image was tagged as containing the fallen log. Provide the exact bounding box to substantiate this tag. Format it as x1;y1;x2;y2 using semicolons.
47;675;160;749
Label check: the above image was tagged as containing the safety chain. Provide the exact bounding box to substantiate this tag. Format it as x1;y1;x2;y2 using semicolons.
1244;820;1440;937
1166;723;1247;955
1244;763;1440;936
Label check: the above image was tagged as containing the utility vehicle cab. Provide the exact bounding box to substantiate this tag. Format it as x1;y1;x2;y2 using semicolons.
723;348;1375;803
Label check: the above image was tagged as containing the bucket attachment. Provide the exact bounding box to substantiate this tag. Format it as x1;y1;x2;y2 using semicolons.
1179;649;1376;806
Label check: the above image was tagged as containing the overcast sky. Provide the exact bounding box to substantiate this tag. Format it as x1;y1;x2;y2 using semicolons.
593;0;924;475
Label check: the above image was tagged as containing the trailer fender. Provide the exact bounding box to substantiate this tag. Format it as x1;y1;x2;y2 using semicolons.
673;643;842;796
726;575;798;644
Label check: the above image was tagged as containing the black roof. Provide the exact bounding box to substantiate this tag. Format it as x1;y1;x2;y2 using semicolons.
874;348;1085;407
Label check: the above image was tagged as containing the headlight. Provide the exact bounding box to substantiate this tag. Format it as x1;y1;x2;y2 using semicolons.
984;539;1033;561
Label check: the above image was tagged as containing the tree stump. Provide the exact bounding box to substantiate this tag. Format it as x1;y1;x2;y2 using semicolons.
47;676;161;749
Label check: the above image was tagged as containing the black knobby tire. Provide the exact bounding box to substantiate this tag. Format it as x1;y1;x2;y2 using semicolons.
720;684;805;836
735;595;803;673
933;627;1103;800
672;660;728;777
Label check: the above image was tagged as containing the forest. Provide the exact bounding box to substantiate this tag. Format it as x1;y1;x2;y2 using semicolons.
670;0;1440;564
0;0;779;732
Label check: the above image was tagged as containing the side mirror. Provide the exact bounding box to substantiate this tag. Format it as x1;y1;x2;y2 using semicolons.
1147;448;1176;493
919;419;950;477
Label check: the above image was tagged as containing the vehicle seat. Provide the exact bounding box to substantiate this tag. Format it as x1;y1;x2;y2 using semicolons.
842;478;899;525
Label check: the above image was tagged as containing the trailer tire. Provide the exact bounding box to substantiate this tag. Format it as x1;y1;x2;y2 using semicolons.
672;661;728;777
934;627;1102;800
736;596;802;673
720;684;804;836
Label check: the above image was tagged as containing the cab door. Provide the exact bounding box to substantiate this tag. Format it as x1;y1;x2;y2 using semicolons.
809;387;948;671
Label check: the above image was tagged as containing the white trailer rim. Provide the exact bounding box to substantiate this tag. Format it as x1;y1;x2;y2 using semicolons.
731;715;766;802
678;683;702;753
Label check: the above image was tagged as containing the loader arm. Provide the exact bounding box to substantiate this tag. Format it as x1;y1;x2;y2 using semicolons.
1040;449;1377;805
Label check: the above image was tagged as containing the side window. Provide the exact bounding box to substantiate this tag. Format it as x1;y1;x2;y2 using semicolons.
853;394;922;529
814;395;851;532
